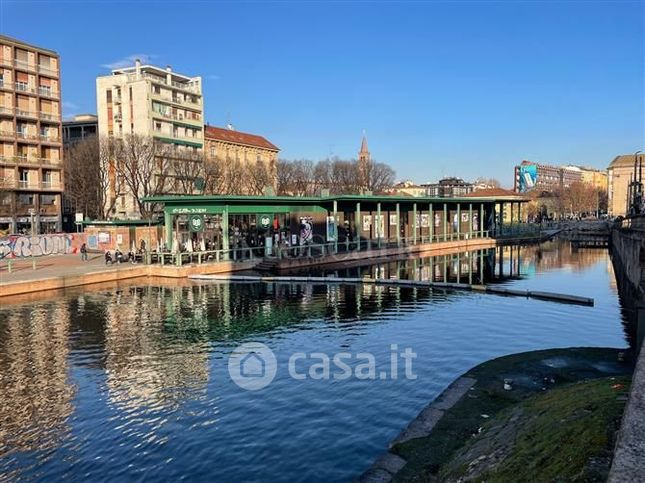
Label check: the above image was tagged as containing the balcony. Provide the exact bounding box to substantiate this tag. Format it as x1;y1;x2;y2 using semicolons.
17;180;39;189
14;59;36;72
15;83;37;95
0;155;61;167
39;112;59;122
131;72;201;94
0;106;13;117
38;86;59;99
40;181;61;190
16;109;38;120
0;79;12;91
0;178;17;189
16;203;37;214
151;91;202;109
39;205;59;215
151;109;202;127
0;58;12;68
0;204;14;216
0;129;14;139
40;134;60;143
38;64;57;77
16;131;39;143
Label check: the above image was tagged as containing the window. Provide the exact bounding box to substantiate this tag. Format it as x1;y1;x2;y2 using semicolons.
106;90;112;103
210;146;216;158
40;194;55;205
19;169;28;182
155;122;161;131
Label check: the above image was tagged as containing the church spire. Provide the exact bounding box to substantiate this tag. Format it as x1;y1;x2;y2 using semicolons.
358;131;370;163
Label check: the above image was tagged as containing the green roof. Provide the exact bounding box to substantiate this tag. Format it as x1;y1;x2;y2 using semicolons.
143;193;528;204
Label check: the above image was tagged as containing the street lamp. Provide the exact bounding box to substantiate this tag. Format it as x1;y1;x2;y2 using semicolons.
633;151;642;215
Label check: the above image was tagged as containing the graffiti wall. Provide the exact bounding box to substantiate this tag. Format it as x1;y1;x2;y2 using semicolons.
0;234;81;259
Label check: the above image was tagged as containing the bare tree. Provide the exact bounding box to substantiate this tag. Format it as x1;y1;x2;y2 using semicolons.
365;160;396;192
246;160;275;195
276;159;296;195
64;137;103;219
169;149;205;195
98;136;122;219
114;134;172;218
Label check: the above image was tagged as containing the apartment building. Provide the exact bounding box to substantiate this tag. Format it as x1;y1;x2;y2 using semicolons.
608;154;640;217
96;59;203;218
0;35;63;234
514;160;583;193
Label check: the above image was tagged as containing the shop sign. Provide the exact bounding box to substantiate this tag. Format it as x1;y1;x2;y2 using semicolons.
189;214;204;232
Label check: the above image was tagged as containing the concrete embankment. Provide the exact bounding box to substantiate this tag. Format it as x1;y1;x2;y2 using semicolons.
358;347;634;482
608;220;645;481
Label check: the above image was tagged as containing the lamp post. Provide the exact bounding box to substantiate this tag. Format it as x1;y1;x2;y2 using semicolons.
632;151;642;215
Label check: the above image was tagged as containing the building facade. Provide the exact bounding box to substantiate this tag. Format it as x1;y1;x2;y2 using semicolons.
422;177;474;197
579;166;608;191
204;124;279;193
608;154;641;217
62;113;97;145
96;60;204;218
0;35;63;234
514;160;584;193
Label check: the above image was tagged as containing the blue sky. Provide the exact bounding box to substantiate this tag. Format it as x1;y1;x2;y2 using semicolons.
1;1;643;186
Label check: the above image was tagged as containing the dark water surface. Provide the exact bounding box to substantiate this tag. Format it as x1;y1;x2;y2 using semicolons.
0;241;629;482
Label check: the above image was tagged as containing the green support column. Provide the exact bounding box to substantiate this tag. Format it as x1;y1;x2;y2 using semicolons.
518;202;522;224
510;202;514;235
480;203;484;238
333;200;338;254
457;204;461;240
429;204;434;242
355;202;361;249
164;210;172;250
443;203;447;242
376;202;382;248
469;203;473;239
222;206;229;251
499;203;504;237
396;203;401;247
413;203;417;245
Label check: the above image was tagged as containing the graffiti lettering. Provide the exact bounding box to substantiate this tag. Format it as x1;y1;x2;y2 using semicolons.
0;234;75;259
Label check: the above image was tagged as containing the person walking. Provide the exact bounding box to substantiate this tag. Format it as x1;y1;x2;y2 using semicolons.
80;243;88;262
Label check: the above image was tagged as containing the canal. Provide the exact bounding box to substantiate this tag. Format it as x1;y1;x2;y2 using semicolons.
0;240;630;482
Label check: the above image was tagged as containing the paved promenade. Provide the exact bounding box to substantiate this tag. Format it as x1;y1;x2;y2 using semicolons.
0;253;117;283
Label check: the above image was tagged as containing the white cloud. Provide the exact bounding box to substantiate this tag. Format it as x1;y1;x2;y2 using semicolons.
101;54;155;70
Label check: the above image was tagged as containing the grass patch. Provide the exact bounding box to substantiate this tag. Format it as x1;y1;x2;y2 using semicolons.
391;348;633;482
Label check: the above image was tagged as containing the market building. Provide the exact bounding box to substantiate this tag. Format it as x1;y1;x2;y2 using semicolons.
143;192;528;257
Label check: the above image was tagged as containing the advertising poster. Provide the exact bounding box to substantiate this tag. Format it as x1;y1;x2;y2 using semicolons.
326;216;337;242
434;213;441;227
519;164;538;192
375;214;385;238
299;217;313;244
473;213;479;231
362;215;371;231
421;214;429;228
389;214;398;226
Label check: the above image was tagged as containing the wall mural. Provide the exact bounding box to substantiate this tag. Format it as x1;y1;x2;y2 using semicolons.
0;234;78;259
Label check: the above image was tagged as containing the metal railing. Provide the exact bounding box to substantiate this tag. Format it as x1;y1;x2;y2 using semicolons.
16;109;38;119
40;112;59;122
137;230;492;267
38;87;58;98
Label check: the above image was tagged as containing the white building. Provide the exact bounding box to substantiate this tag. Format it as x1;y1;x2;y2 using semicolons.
96;60;204;218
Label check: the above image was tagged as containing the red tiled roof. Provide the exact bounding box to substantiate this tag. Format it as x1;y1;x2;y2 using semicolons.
204;125;279;151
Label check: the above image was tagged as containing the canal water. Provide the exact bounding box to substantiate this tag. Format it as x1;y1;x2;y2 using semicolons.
0;241;629;482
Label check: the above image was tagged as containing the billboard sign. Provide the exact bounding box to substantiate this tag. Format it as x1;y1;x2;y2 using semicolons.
518;164;538;192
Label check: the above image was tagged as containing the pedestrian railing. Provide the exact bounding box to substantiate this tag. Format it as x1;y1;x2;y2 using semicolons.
136;229;492;267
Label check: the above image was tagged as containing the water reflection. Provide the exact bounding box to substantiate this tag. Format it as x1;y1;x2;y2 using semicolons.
0;240;630;481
